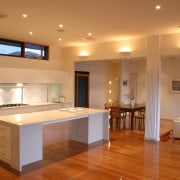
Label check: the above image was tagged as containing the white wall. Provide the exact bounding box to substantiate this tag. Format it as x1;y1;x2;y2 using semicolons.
61;37;147;103
128;59;147;103
161;58;180;119
61;34;180;118
75;61;119;109
75;59;147;109
0;46;69;102
1;33;180;118
74;57;180;120
128;57;180;119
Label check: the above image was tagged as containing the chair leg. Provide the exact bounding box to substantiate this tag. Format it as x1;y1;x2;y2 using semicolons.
138;118;141;129
116;118;120;129
134;117;137;130
123;118;126;129
109;118;112;128
136;118;145;130
141;118;145;130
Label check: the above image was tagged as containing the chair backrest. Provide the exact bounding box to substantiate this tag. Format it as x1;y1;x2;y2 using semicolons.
112;101;124;107
104;102;111;110
136;107;145;117
110;107;120;118
110;107;126;118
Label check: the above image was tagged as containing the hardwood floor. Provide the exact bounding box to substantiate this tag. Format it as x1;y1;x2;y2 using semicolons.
0;120;180;180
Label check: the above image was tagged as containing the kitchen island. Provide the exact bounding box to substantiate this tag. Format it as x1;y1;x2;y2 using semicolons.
0;108;109;172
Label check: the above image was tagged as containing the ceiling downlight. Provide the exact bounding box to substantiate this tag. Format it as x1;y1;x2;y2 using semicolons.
0;13;8;18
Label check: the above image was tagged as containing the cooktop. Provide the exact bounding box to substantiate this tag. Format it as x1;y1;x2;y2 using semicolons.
0;103;28;108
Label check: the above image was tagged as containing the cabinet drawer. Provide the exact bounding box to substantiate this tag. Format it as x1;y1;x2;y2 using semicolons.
0;125;11;161
0;142;10;150
0;150;11;162
0;125;10;138
0;125;11;144
0;141;11;161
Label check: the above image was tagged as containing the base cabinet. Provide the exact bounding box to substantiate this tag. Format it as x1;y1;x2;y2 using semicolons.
0;124;11;163
0;108;109;172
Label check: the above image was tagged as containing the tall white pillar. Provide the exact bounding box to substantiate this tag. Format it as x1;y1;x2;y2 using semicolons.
145;35;161;141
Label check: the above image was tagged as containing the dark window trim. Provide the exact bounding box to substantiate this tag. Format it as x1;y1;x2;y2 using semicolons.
0;38;49;60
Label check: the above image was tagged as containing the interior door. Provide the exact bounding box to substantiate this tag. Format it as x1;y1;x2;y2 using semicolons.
75;71;89;107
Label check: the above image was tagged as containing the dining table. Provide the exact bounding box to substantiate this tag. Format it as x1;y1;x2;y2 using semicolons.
112;103;145;130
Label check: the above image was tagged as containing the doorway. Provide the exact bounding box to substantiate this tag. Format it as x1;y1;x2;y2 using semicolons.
75;71;89;107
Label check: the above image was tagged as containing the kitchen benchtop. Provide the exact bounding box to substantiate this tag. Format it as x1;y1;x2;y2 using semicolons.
0;101;71;108
0;107;107;126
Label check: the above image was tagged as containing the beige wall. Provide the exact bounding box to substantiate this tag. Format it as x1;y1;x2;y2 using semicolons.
161;58;180;119
0;33;180;118
61;33;180;119
61;37;147;103
75;61;119;108
128;59;146;103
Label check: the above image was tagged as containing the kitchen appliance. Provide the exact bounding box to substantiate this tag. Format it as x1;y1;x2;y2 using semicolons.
0;103;28;109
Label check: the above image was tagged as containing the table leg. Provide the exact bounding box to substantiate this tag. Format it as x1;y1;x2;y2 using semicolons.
131;111;134;130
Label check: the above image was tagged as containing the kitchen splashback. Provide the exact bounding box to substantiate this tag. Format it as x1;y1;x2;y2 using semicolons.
0;83;61;104
0;87;22;104
23;86;48;104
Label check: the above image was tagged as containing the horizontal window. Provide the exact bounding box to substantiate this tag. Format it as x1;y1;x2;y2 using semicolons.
25;43;48;59
0;39;22;56
0;38;49;60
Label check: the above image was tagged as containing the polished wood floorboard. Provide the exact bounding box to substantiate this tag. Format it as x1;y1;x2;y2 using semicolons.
0;120;180;180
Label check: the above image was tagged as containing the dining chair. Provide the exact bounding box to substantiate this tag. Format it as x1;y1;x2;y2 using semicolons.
111;102;128;129
134;107;145;130
104;102;112;110
104;102;112;127
112;101;124;107
110;107;127;129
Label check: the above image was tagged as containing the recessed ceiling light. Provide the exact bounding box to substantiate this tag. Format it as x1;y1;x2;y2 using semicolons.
155;5;161;10
58;38;62;41
82;32;93;40
22;14;27;18
59;24;63;28
57;24;65;32
29;31;33;35
0;13;8;18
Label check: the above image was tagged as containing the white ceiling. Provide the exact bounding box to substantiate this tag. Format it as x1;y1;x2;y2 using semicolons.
1;0;180;47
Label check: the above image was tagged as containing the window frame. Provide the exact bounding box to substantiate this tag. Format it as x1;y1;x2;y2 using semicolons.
0;38;49;60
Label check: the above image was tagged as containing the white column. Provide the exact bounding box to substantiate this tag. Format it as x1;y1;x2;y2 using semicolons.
145;35;161;141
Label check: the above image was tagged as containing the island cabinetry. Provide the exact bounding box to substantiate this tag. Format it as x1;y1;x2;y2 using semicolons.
69;112;109;144
0;108;109;172
0;124;11;163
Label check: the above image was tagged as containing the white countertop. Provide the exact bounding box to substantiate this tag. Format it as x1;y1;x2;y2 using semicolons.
0;107;107;126
28;101;71;106
0;101;71;108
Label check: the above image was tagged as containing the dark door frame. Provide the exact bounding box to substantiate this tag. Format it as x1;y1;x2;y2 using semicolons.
75;71;89;107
